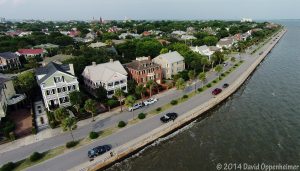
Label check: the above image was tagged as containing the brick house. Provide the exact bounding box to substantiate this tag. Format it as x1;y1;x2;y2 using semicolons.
124;57;162;85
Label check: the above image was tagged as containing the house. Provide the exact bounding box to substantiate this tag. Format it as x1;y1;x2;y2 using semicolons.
152;51;185;79
85;32;97;40
82;59;128;98
0;52;21;71
208;46;222;53
142;31;151;37
119;33;141;39
111;39;126;45
216;37;235;49
241;18;253;23
0;77;26;120
89;42;108;48
34;43;59;49
17;49;47;59
190;45;214;60
181;35;196;40
124;57;162;85
35;62;79;110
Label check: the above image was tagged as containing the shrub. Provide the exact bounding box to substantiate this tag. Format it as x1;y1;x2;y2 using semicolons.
118;121;126;128
9;132;15;141
213;80;217;83
89;131;99;139
32;127;37;134
170;100;178;105
182;95;188;99
197;88;203;92
221;73;225;77
0;162;15;171
66;141;79;148
138;113;146;119
29;152;43;162
156;107;162;112
206;83;212;88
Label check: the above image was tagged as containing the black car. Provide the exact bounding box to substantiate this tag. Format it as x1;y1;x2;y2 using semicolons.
88;145;111;158
160;113;178;123
222;83;229;88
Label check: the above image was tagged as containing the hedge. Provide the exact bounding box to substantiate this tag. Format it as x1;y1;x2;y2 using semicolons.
156;107;162;112
0;162;15;171
66;141;79;148
182;95;188;99
170;100;178;105
89;131;99;139
29;152;43;162
138;113;146;120
118;121;126;128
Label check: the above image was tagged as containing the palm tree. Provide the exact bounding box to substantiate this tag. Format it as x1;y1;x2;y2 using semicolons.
215;65;223;79
201;57;209;73
211;55;218;71
125;95;136;119
61;117;77;142
198;72;207;88
114;88;125;112
188;70;196;91
54;108;70;123
135;84;146;100
69;91;82;113
146;80;157;97
84;99;97;121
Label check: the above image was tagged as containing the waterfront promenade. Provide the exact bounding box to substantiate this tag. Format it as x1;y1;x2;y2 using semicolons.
23;29;286;171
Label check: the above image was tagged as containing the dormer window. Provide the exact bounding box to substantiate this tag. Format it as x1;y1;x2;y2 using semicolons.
54;76;64;83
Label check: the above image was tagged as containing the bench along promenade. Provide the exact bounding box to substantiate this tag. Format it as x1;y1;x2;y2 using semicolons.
22;28;286;171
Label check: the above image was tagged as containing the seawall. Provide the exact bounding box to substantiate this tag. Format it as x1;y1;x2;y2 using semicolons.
74;28;287;171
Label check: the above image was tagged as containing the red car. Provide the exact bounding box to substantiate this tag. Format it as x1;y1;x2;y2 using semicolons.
212;88;222;95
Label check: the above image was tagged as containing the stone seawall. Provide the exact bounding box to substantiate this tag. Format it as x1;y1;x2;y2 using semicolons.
74;29;287;171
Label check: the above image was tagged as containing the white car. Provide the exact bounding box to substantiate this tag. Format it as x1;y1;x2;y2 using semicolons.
143;98;158;106
128;103;143;111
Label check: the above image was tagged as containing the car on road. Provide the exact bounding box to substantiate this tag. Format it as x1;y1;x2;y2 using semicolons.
212;88;222;95
143;98;158;106
259;51;264;55
222;83;229;88
88;145;111;158
223;62;228;67
128;102;143;111
160;113;178;123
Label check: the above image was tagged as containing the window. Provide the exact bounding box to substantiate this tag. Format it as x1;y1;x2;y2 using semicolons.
120;80;124;84
72;85;76;90
115;81;120;86
62;87;66;92
46;90;50;95
108;83;113;87
57;88;61;93
54;77;61;83
108;90;114;95
122;86;126;91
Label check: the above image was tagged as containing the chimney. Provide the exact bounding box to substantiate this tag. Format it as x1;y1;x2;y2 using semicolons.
69;64;75;75
92;62;96;66
110;59;114;63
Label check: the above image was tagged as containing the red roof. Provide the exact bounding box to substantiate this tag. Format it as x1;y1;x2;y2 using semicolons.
18;49;44;55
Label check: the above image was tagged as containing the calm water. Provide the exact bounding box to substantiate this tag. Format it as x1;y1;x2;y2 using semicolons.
106;20;300;171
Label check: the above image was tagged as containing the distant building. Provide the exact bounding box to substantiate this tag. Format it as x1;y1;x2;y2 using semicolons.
0;52;21;71
181;35;196;40
119;33;141;39
17;49;47;59
241;18;253;23
216;37;235;49
35;62;79;110
152;51;185;79
0;77;26;120
0;17;5;23
89;42;108;48
124;57;162;85
82;60;128;98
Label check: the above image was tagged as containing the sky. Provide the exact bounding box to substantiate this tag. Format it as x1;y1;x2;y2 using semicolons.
0;0;299;21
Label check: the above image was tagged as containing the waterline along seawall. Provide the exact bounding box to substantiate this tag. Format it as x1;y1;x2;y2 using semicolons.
73;29;287;171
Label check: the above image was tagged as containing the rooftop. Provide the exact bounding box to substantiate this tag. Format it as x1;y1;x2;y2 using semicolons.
154;51;184;64
0;52;19;59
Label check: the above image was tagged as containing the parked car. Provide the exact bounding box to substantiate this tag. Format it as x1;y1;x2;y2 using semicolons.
128;102;143;111
160;113;178;123
222;83;229;88
143;98;158;106
259;51;264;55
88;145;111;158
212;88;222;95
223;62;228;67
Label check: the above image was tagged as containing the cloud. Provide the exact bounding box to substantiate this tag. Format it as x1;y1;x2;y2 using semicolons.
13;0;26;5
0;0;8;5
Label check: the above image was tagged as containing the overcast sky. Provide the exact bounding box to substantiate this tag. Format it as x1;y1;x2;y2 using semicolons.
0;0;299;21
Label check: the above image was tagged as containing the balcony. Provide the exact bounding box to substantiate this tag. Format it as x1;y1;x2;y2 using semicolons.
7;94;26;105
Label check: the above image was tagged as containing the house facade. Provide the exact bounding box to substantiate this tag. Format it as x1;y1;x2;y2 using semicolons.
124;57;162;85
190;45;214;60
0;52;21;71
0;77;26;120
152;51;185;79
82;59;128;98
36;62;79;110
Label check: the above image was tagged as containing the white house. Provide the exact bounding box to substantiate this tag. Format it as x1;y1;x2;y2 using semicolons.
35;62;79;110
190;45;214;60
216;37;235;49
82;59;128;98
152;51;185;79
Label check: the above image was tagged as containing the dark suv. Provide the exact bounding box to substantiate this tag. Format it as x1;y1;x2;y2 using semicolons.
88;145;111;158
160;113;178;123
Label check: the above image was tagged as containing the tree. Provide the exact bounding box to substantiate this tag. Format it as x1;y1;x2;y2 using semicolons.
146;80;158;97
95;86;107;102
106;99;118;112
54;108;70;123
84;99;97;121
198;72;207;88
175;78;186;91
215;65;223;79
160;48;168;54
188;70;196;82
125;95;136;119
201;57;209;73
231;57;236;64
203;36;218;46
13;71;36;98
114;88;125;112
213;51;225;65
135;84;146;100
24;57;39;69
61;117;77;142
210;54;218;70
69;91;82;113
